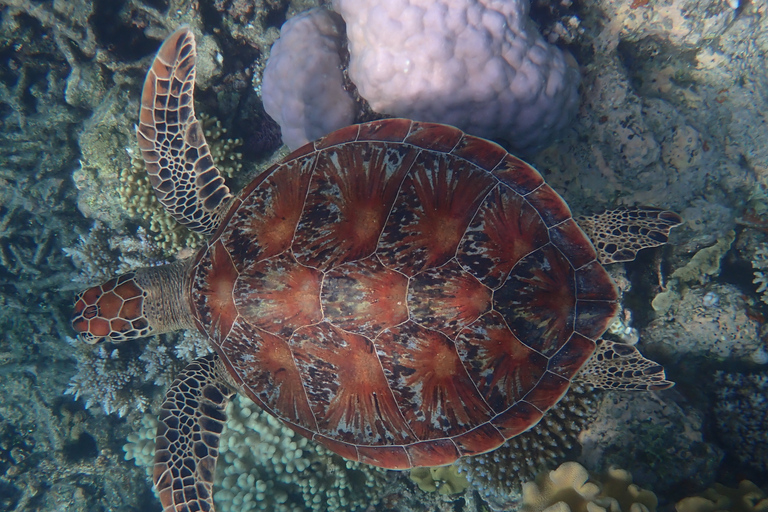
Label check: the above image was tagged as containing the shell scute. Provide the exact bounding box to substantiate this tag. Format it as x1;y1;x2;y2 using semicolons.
357;117;412;143
375;321;494;439
191;119;621;469
290;322;414;445
292;141;417;270
521;371;571;411
452;422;506;457
321;256;409;338
377;150;496;275
408;260;492;339
455;311;548;413
405;438;461;467
404;121;464;152
525;183;573;227
451;133;508;170
494;244;577;357
491;401;544;438
221;321;315;428
492;154;545;195
457;184;549;288
548;333;597;381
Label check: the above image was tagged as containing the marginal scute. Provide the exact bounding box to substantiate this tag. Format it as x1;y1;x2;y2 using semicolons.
492;154;545;195
522;371;571;412
314;123;361;149
357;117;412;142
549;218;598;270
491;400;544;439
406;438;461;467
525;183;572;228
547;333;597;380
451;133;508;170
452;422;507;457
404;121;464;152
358;444;411;470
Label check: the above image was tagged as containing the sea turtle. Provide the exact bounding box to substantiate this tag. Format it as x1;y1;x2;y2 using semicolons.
71;27;681;512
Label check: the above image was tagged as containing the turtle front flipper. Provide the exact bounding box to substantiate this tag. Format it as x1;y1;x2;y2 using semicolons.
576;339;674;391
154;353;235;512
137;27;232;236
577;207;683;265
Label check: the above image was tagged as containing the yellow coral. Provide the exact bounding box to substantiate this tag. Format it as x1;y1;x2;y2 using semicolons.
676;481;768;512
521;462;657;512
410;464;470;495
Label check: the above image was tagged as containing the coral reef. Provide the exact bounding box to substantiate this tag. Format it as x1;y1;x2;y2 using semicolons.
578;390;722;495
644;282;765;364
261;8;354;150
124;393;395;512
409;465;470;496
752;243;768;305
1;0;767;510
651;231;735;315
117;113;243;255
676;481;768;512
65;331;209;419
331;0;580;150
713;371;768;473
455;384;598;510
521;461;658;512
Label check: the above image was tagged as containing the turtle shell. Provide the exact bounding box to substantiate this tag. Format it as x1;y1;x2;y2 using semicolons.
189;118;618;469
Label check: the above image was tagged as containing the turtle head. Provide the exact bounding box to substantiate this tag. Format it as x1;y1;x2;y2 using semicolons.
72;272;154;344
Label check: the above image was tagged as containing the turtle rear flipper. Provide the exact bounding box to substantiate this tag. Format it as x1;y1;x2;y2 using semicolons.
576;339;673;391
137;26;232;236
578;207;683;265
155;354;235;512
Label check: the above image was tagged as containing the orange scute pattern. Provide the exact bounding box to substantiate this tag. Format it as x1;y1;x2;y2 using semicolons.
71;272;151;343
188;119;618;469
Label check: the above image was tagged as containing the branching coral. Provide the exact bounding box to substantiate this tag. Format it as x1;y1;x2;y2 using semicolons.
752;243;768;304
214;394;392;511
66;330;210;418
64;338;149;417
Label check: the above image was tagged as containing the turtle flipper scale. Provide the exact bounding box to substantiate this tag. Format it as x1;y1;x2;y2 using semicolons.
137;26;232;236
576;339;674;391
155;353;235;512
578;207;683;265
